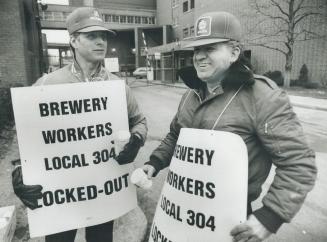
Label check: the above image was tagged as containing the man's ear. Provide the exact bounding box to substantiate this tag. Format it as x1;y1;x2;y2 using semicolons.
231;46;241;62
70;35;78;49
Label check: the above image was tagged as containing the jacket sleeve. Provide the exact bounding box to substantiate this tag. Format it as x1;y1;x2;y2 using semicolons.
125;85;147;144
146;90;191;175
254;86;317;232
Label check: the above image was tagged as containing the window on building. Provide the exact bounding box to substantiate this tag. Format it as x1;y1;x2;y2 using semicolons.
183;1;188;12
172;0;179;8
135;16;141;24
142;17;149;24
190;0;194;9
127;16;134;23
120;15;126;23
190;26;195;36
112;15;119;23
149;17;155;24
183;28;189;38
103;14;111;22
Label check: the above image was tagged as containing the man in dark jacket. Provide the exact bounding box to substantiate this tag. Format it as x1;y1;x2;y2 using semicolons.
12;7;147;242
142;11;316;242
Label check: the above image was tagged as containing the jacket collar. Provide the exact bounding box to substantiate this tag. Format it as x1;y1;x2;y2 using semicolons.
177;58;254;92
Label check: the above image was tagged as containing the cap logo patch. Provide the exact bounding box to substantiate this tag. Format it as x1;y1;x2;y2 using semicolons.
90;10;103;22
196;16;211;37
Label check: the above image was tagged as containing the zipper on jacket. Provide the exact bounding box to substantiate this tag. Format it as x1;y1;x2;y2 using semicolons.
192;90;202;103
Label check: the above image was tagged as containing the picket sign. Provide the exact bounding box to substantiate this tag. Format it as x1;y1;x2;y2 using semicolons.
149;128;248;242
11;80;137;237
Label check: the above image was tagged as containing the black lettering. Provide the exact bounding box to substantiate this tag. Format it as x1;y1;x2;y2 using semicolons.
77;127;87;140
43;191;54;206
54;190;65;204
87;185;97;199
87;125;96;139
49;102;60;116
83;99;91;112
52;157;61;169
96;124;105;137
65;188;77;203
69;100;83;114
44;158;52;170
194;148;204;165
67;128;77;142
105;122;112;135
62;156;71;169
206;150;214;166
104;180;114;195
76;187;86;201
42;130;56;144
57;129;66;143
206;182;216;199
187;147;194;162
39;103;49;117
194;180;204;197
60;101;69;115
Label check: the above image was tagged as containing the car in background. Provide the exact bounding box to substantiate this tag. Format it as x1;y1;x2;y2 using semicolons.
132;67;147;79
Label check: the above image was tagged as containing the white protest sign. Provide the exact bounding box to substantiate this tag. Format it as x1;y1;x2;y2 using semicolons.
11;80;137;237
149;128;248;242
105;58;119;73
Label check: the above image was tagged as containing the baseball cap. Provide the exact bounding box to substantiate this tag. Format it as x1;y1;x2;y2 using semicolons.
185;12;242;48
66;7;116;35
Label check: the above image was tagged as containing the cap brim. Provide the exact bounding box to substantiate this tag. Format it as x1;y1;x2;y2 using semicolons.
184;38;230;48
77;26;116;35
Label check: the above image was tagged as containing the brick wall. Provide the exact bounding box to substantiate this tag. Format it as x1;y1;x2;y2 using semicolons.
0;0;27;87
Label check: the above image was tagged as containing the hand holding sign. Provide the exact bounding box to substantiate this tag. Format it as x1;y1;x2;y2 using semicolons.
230;215;271;242
12;166;43;210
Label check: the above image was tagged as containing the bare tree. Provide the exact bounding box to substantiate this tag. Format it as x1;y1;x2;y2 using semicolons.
245;0;327;87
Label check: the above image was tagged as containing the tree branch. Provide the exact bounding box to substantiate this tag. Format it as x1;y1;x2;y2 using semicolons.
270;0;289;17
249;43;287;55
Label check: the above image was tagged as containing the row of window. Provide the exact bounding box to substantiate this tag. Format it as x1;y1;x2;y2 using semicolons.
183;26;195;38
40;11;156;25
103;14;155;25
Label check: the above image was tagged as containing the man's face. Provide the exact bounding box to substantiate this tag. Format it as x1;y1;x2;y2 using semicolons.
193;42;238;82
71;31;108;63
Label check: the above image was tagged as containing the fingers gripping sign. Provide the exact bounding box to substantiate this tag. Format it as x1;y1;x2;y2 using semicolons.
142;165;156;179
230;215;271;242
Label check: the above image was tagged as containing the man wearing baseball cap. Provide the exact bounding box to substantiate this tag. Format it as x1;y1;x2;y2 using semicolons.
141;11;316;241
11;7;147;242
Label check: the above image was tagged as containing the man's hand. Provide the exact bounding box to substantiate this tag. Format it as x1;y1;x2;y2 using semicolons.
12;166;43;210
142;165;156;179
230;215;272;242
115;134;142;165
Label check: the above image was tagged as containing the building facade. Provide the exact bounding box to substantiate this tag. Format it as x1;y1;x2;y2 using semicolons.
153;0;327;84
40;0;164;74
